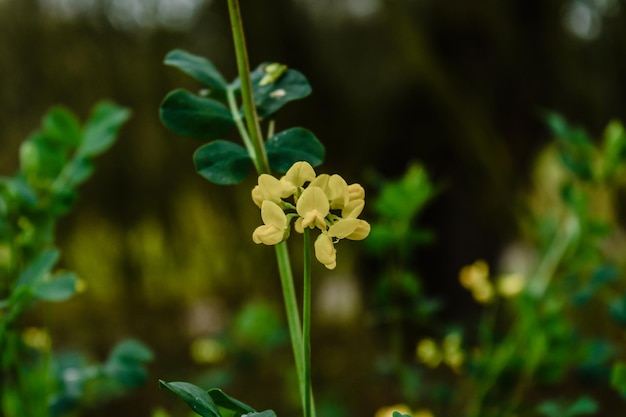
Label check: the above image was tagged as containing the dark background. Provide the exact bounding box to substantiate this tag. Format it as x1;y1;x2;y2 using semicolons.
1;0;625;415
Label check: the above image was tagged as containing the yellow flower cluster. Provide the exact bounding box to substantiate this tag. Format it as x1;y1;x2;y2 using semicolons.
416;332;465;373
251;161;370;269
459;260;526;302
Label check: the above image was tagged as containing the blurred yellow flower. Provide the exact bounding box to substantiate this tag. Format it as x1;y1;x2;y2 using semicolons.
416;338;442;368
22;327;51;351
459;260;494;304
497;273;526;297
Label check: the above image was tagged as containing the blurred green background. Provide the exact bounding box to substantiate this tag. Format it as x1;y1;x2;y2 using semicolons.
1;0;625;415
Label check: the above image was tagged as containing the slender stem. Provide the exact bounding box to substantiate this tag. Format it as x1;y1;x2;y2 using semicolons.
274;242;306;405
226;87;261;172
226;0;269;174
226;2;315;416
303;228;312;417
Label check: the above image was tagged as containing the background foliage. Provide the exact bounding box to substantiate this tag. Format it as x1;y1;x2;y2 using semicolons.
1;0;626;416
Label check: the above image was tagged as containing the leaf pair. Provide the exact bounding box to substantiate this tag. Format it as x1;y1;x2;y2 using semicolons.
160;49;324;185
159;380;276;417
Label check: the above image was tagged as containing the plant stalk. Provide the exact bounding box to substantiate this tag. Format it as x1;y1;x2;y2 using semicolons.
226;0;269;174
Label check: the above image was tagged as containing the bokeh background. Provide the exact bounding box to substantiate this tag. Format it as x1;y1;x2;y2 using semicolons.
1;0;626;415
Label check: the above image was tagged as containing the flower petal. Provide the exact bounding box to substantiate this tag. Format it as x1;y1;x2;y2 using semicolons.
342;199;364;219
348;183;365;201
327;175;349;209
314;233;336;270
328;218;360;239
296;186;329;230
346;219;370;240
284;161;316;187
252;224;284;245
261;200;287;228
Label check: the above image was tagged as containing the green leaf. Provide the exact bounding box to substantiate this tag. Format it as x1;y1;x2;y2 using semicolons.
161;89;234;140
193;140;252;185
234;63;312;119
567;397;597;415
80;101;131;157
42;106;83;148
265;128;325;173
159;380;220;417
207;388;255;415
109;339;154;363
16;248;60;287
106;339;153;388
611;362;626;396
392;412;412;417
165;49;228;92
245;412;277;417
32;272;77;302
20;134;68;182
60;157;94;189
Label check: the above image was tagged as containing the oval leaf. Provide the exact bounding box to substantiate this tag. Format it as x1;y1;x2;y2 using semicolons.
16;248;60;287
159;380;220;417
165;49;228;92
32;272;77;302
42;106;82;148
161;89;234;140
80;101;131;157
234;63;312;119
265;127;325;173
194;141;252;185
207;388;255;415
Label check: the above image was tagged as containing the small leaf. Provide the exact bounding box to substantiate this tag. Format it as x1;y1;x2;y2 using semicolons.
20;134;68;182
234;63;312;119
207;388;255;415
193;140;252;185
32;272;77;302
105;340;153;388
159;380;221;417
80;101;131;157
161;89;234;140
392;412;412;417
42;106;82;148
60;157;94;189
109;339;154;363
611;362;626;396
265;128;324;173
244;411;277;417
16;248;60;287
567;396;597;415
165;49;228;92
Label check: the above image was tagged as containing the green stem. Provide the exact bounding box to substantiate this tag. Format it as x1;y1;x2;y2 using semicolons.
226;0;269;174
226;2;315;416
303;228;312;417
274;242;305;405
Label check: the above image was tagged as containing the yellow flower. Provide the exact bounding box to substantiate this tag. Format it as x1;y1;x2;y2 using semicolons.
252;174;295;208
252;200;288;245
296;186;329;231
497;273;526;297
459;260;494;304
348;183;365;201
282;161;316;189
416;338;442;367
310;174;350;209
314;233;336;269
251;162;370;269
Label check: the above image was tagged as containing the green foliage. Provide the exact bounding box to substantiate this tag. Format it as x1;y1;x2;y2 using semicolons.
537;396;597;417
0;102;151;417
160;49;323;185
